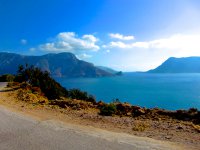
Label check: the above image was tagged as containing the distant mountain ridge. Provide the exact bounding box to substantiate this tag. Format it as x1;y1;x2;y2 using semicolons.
148;57;200;73
96;66;118;74
96;66;122;75
0;52;114;77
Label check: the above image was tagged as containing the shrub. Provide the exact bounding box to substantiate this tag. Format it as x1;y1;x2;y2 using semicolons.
87;95;96;103
31;87;42;94
15;65;68;100
17;89;48;103
0;74;15;82
17;89;35;102
68;89;96;103
69;89;88;100
100;103;117;116
14;64;96;101
188;108;198;115
192;124;200;133
132;121;150;131
112;98;121;104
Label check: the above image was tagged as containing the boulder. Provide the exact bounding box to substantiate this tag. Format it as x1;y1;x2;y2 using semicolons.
116;103;132;116
132;106;146;117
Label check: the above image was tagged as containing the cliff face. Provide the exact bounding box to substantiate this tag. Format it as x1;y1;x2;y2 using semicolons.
0;52;113;77
148;57;200;73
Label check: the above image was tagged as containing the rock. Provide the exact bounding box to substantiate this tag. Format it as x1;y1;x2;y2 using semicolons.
177;126;183;130
127;112;132;117
132;106;146;117
116;103;132;116
132;106;141;110
165;136;172;139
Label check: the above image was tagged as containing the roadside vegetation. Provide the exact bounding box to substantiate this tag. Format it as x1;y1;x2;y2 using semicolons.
0;74;15;82
1;65;95;101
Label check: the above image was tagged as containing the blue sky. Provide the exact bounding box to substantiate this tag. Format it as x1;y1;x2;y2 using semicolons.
1;0;200;71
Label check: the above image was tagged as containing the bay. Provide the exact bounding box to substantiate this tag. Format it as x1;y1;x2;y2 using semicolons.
55;73;200;110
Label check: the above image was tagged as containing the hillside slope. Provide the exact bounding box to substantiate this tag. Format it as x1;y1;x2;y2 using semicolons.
0;52;113;77
148;57;200;73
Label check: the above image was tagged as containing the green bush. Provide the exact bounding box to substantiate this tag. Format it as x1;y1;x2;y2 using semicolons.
0;74;15;82
14;64;96;102
15;65;68;100
87;95;96;103
100;103;117;116
68;89;96;103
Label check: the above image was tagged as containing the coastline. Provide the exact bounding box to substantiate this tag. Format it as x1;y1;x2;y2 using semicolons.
0;86;199;150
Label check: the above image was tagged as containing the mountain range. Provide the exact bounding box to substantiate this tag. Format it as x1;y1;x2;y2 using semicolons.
0;52;116;77
2;52;200;76
148;57;200;73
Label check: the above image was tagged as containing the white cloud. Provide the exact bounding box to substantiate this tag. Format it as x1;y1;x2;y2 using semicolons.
107;34;200;52
39;32;100;52
148;34;200;50
21;39;27;45
107;41;149;49
76;53;92;59
109;33;135;40
82;34;98;42
131;42;149;48
104;33;200;71
109;41;130;48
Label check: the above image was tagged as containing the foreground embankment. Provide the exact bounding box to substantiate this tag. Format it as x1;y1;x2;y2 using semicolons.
0;83;199;149
0;104;183;150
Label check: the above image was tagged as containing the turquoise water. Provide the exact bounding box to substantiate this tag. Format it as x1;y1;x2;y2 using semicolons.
55;73;200;110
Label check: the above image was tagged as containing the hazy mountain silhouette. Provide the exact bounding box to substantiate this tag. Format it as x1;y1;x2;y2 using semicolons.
0;52;114;77
148;57;200;73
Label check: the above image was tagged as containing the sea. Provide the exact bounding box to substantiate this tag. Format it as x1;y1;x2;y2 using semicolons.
55;73;200;110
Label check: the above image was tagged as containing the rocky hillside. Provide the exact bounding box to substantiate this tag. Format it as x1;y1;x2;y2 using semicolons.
0;52;113;77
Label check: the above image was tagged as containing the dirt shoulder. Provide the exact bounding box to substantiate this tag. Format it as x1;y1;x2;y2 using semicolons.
0;87;199;150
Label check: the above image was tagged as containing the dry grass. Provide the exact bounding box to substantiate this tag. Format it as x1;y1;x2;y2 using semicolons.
192;124;200;133
132;121;150;131
16;89;48;104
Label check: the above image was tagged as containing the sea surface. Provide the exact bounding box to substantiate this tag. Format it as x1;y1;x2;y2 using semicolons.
55;73;200;110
